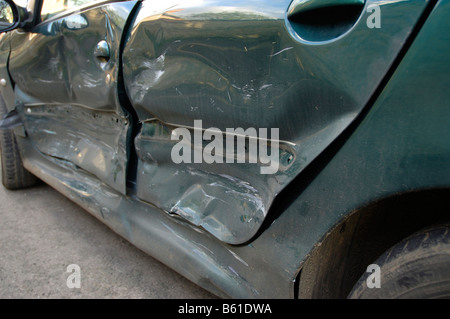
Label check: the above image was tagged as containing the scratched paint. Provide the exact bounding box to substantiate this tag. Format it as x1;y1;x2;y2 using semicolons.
122;0;426;244
8;1;139;194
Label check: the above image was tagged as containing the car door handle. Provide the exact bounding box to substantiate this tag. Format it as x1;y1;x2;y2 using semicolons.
94;40;110;62
287;0;366;42
288;0;365;17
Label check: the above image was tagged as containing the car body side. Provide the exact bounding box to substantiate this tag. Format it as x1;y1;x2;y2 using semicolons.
0;0;449;298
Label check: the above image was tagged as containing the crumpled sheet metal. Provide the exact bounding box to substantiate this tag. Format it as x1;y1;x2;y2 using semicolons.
19;101;129;194
8;2;139;194
123;0;429;244
135;120;299;244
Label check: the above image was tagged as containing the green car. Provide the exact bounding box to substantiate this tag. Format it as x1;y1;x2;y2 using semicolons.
0;0;449;298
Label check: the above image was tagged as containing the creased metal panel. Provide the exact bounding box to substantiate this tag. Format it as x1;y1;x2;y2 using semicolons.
9;1;139;194
123;0;429;243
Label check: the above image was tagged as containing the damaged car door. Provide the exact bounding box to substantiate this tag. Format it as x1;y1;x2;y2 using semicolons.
8;0;139;194
122;0;431;244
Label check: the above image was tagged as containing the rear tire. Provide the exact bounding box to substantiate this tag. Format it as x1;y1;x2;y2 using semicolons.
0;94;37;190
348;224;450;299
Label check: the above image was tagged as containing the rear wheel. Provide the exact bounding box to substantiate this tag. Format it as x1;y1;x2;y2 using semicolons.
0;94;37;190
348;224;450;299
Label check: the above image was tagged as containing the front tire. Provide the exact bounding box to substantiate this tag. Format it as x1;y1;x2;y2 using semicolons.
0;94;37;190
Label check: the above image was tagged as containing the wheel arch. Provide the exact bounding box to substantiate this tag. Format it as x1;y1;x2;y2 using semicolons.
296;187;450;299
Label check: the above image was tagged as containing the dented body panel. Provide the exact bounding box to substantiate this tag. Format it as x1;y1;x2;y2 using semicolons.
122;0;429;244
8;1;139;194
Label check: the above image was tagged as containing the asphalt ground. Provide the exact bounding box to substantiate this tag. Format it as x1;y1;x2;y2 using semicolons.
0;170;217;299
